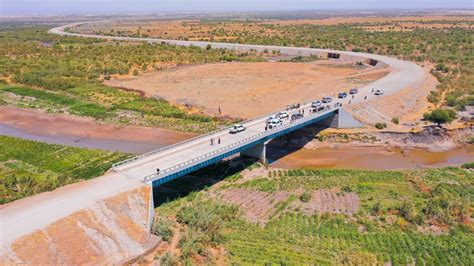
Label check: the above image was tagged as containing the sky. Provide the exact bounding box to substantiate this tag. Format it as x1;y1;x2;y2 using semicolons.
1;0;473;16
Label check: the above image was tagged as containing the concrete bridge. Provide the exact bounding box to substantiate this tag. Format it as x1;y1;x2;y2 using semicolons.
48;22;423;187
112;102;360;187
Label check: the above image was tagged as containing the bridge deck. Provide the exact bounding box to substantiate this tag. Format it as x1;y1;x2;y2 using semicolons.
113;101;339;183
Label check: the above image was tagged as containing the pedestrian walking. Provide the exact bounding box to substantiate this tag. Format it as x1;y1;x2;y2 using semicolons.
265;125;268;131
218;105;222;115
211;138;214;145
371;88;374;93
218;138;221;144
364;96;367;100
349;100;351;104
352;95;354;99
156;168;160;174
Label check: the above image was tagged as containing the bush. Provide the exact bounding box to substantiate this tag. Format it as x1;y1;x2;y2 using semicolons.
391;117;399;125
461;162;474;169
152;217;174;241
160;252;178;266
299;191;311;202
375;122;387;129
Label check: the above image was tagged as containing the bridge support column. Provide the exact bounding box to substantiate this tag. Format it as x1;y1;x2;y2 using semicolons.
241;141;269;164
318;108;363;128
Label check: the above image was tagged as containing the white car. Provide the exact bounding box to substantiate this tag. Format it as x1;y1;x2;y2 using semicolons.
311;101;322;108
375;89;384;95
268;119;283;129
278;111;289;119
229;124;246;134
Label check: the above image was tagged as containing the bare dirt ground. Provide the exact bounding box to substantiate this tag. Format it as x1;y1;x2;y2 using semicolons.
105;61;387;119
215;186;359;225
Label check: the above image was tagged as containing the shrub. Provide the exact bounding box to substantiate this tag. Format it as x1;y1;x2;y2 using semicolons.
375;122;387;130
299;191;311;202
160;252;178;266
152;217;174;241
461;162;474;169
391;117;399;125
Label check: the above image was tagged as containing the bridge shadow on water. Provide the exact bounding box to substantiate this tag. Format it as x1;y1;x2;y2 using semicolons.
266;124;329;163
153;124;328;207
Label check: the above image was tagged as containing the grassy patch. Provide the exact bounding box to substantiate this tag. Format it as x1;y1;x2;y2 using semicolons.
0;135;130;204
154;165;473;264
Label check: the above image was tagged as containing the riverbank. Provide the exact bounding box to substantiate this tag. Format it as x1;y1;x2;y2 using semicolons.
0;106;195;153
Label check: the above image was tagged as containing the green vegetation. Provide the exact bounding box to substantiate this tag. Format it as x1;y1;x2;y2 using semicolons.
0;135;129;204
423;108;457;127
152;217;175;242
0;26;264;132
154;163;473;264
391;117;399;125
375;122;387;129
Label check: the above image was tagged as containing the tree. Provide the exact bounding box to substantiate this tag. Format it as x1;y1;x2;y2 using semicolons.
423;108;456;127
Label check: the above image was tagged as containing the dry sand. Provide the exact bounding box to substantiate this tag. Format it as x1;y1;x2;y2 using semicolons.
106;61;386;119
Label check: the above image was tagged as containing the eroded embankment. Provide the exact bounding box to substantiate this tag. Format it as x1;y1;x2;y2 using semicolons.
0;184;159;264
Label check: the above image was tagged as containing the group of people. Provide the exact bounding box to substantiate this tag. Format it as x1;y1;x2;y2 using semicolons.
287;103;301;110
210;137;221;145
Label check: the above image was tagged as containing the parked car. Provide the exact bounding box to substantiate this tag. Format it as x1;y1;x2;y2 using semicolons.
266;115;278;124
291;113;304;120
375;89;384;95
311;100;322;108
349;88;358;94
229;124;246;134
338;92;348;98
322;97;332;103
278;111;289;119
268;119;283;129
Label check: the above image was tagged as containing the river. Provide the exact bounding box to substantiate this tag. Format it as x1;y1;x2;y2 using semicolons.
1;107;472;169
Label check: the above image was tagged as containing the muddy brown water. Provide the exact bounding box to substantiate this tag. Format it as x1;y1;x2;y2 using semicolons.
269;145;474;170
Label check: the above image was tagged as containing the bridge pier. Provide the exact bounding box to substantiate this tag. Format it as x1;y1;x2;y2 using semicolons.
318;108;363;129
241;140;269;164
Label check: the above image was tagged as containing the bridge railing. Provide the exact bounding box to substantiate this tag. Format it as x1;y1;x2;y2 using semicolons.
142;104;341;183
111;103;312;169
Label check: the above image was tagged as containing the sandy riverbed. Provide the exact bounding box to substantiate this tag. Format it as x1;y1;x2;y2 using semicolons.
105;61;387;119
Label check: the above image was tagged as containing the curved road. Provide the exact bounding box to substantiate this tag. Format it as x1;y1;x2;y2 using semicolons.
49;22;425;101
1;22;425;253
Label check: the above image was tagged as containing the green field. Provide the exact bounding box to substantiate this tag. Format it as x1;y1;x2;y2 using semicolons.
0;135;130;204
154;162;474;265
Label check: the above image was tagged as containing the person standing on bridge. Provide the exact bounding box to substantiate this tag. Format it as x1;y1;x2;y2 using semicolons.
218;138;221;144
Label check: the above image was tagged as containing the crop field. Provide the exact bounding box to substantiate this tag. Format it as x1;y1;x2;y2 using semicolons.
152;162;473;264
0;135;129;204
0;26;266;132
